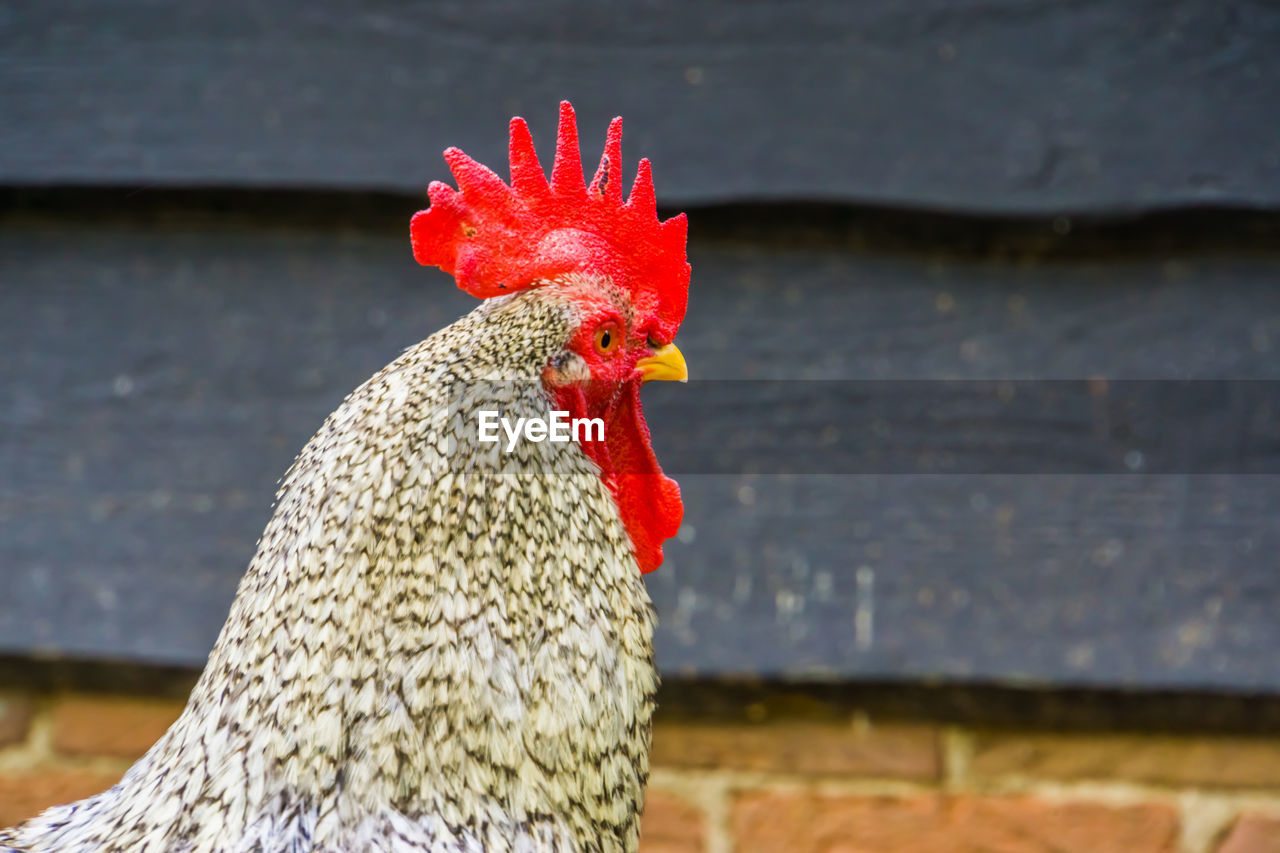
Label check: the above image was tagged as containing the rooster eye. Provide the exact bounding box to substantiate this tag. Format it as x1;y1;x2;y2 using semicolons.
594;324;622;355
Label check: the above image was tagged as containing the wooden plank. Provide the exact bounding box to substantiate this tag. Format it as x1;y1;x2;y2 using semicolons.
643;380;1280;476
3;1;1280;212
1;212;1278;690
8;655;1280;733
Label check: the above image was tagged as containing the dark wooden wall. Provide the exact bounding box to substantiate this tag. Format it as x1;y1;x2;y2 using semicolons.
6;1;1279;212
2;1;1279;695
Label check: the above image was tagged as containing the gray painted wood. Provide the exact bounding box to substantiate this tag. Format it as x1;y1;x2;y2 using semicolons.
3;1;1279;212
1;214;1278;690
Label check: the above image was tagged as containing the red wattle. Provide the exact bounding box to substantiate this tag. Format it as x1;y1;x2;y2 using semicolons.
552;381;682;574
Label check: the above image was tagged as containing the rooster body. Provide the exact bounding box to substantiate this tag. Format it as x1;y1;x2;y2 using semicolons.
3;285;657;852
2;103;690;852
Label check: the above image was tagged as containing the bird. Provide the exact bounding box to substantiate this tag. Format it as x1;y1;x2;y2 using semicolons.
1;101;691;852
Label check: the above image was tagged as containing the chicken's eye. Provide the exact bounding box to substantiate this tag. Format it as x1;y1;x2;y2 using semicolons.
594;324;622;355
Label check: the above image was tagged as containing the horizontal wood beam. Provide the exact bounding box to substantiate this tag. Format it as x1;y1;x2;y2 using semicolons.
4;1;1279;213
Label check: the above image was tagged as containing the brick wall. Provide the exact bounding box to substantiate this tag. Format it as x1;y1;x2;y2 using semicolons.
2;690;1279;851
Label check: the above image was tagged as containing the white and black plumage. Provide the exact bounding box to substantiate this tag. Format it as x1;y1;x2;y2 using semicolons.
1;102;691;852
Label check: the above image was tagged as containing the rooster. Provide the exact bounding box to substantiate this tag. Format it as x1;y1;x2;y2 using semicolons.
1;101;690;852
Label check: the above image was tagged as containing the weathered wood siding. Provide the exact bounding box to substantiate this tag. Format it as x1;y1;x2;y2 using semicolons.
3;1;1279;211
2;1;1278;692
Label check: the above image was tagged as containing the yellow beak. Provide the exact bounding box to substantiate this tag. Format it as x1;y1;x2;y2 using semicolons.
636;342;689;383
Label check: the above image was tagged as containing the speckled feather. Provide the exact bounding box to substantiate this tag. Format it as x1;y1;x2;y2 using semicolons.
0;278;658;852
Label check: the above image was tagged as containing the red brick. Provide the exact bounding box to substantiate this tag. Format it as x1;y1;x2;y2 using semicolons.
652;722;939;781
0;770;123;827
51;695;184;759
640;789;705;853
1218;814;1280;853
732;792;1179;853
0;692;35;747
972;732;1280;789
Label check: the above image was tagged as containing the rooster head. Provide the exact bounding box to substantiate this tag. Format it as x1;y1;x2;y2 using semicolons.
410;101;690;574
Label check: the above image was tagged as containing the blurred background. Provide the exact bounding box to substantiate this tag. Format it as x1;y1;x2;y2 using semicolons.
2;2;1280;850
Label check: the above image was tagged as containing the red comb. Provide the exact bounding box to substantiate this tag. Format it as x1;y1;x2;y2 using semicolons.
411;101;690;338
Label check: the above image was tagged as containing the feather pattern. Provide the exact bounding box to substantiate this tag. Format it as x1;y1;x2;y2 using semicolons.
0;283;658;852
